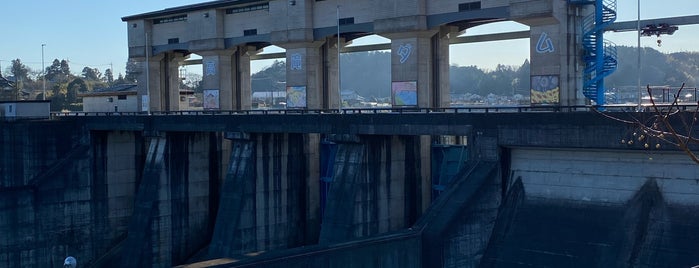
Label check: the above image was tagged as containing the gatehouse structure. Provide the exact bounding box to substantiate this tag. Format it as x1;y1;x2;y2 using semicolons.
122;0;599;111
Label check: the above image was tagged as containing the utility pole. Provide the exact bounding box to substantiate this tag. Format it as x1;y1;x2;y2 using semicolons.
42;44;46;100
636;0;642;111
337;3;342;113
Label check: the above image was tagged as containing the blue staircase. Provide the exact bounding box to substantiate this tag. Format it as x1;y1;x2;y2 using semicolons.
571;0;618;105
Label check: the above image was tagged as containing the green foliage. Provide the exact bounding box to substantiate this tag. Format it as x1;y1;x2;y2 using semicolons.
449;61;530;96
82;67;102;81
45;59;62;82
251;60;286;93
182;73;203;93
104;68;114;84
606;46;699;88
124;59;140;83
341;51;391;98
11;59;30;83
60;60;70;76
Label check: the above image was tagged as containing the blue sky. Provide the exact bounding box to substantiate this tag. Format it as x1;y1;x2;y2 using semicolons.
1;0;697;76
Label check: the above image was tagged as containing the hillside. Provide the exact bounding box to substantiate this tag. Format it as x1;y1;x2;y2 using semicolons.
250;46;699;99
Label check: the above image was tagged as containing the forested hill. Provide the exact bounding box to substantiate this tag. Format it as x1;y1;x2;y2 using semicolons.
250;46;699;98
607;46;699;88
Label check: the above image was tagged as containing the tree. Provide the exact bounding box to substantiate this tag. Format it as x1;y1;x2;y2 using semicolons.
515;59;531;95
450;65;486;94
251;60;286;93
113;73;127;85
104;68;114;84
45;59;63;82
66;78;87;105
60;60;71;76
183;73;203;93
11;59;30;82
124;59;140;83
82;67;101;81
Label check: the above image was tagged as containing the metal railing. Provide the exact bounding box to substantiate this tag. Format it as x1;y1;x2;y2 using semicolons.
47;103;699;119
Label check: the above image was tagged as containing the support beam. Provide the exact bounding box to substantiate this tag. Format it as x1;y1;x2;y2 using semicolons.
178;15;699;66
608;15;699;32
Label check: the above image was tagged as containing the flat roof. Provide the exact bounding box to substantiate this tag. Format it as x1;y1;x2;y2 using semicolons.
0;100;50;104
121;0;266;21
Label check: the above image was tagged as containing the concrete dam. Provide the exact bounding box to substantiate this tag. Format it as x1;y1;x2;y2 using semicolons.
1;111;699;267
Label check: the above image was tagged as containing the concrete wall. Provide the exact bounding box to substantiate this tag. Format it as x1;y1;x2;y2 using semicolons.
511;148;699;205
208;133;318;258
120;132;218;267
0;122;220;267
481;148;699;266
319;135;427;243
7;112;699;267
0;121;96;267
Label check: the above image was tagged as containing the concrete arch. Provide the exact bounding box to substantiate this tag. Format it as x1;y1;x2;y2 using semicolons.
225;35;272;50
313;22;374;42
426;6;510;31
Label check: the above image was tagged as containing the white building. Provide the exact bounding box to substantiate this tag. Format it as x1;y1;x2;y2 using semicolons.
79;84;139;112
0;101;50;120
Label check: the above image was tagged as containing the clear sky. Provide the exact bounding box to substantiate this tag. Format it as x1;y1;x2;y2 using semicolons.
1;0;698;76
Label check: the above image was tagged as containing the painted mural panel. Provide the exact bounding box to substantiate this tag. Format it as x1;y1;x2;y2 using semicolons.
530;75;559;105
286;86;307;108
392;81;417;107
203;89;220;110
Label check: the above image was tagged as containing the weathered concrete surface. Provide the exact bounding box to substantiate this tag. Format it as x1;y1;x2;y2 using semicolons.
319;135;426;243
421;161;501;268
0;121;219;267
0;121;97;267
482;178;699;267
5;111;699;267
208;133;316;258
119;132;218;267
481;148;699;267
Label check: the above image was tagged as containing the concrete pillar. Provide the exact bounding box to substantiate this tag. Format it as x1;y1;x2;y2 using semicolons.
232;46;255;110
519;0;585;106
136;52;186;112
163;52;186;111
200;50;234;110
323;37;342;110
385;28;451;109
282;41;328;110
304;133;321;242
134;54;162;112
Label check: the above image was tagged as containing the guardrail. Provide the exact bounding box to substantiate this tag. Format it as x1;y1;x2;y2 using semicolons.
49;104;698;118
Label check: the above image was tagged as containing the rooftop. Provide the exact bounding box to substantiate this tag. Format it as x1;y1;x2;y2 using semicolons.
79;84;138;97
121;0;265;21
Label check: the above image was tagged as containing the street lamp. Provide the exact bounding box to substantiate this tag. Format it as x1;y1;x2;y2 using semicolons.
637;0;641;110
41;44;46;100
337;3;342;112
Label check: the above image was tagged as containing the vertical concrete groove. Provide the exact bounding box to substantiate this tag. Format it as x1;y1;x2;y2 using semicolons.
208;138;255;257
620;178;667;267
480;177;526;267
420;161;498;268
318;142;366;243
121;136;166;267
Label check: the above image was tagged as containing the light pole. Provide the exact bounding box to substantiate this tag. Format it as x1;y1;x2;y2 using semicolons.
41;44;46;100
637;0;641;110
337;3;342;113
